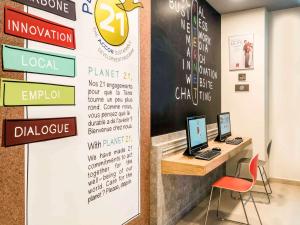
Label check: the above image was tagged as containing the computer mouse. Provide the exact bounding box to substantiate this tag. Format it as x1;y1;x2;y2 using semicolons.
212;147;221;152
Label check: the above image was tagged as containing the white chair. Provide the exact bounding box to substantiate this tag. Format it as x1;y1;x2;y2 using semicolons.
233;140;273;204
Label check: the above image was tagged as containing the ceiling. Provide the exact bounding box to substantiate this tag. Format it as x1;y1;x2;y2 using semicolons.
206;0;300;14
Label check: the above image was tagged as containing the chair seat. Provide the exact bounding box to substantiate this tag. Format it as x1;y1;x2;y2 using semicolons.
238;157;266;166
212;176;253;192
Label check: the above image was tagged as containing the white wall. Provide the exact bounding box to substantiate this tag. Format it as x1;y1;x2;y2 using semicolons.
269;7;300;181
221;8;269;161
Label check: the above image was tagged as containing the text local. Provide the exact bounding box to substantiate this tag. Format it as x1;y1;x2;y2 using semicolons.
22;55;59;71
14;123;70;138
24;0;70;13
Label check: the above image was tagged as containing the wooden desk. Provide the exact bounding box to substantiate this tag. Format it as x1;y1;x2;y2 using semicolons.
161;138;252;176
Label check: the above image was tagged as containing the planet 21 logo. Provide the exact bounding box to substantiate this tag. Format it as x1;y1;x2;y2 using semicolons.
82;0;143;47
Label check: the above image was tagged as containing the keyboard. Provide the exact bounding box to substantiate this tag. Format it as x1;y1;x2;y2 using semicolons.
226;138;243;145
195;150;221;161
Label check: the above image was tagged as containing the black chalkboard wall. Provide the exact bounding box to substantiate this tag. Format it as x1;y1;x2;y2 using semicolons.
151;0;221;137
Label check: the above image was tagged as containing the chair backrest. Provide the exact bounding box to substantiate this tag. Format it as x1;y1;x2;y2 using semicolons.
249;154;259;186
267;140;272;158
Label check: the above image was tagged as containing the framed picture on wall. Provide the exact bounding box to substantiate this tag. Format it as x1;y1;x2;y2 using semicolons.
229;34;254;71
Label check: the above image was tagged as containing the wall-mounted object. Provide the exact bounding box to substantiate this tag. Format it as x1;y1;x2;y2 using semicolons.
2;45;76;77
0;79;75;106
4;7;76;49
235;84;249;92
12;0;77;21
151;0;221;136
238;73;246;81
229;34;254;71
3;117;77;147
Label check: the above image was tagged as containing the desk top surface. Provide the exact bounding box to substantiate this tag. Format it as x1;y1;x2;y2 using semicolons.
161;137;252;176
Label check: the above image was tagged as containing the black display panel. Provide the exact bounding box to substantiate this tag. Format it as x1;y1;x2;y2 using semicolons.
151;0;221;136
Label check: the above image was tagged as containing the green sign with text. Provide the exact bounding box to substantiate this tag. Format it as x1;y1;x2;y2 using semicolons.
2;45;76;77
0;79;75;106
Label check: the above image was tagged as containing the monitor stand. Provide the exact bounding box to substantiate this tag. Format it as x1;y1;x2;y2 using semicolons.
214;135;226;142
183;148;193;156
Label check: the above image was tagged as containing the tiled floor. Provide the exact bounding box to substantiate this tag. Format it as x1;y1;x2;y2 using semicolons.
176;182;300;225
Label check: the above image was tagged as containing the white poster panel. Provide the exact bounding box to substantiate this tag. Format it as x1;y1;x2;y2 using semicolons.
229;34;254;71
25;1;140;225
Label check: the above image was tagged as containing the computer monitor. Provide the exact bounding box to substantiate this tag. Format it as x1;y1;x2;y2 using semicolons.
185;116;208;156
216;112;231;141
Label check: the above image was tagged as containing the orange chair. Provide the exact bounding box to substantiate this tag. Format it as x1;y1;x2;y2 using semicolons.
204;154;263;225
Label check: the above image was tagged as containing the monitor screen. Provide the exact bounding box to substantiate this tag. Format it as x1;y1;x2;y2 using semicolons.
186;116;208;154
219;113;231;137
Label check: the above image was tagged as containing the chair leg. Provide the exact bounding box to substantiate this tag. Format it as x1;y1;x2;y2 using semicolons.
258;166;271;204
262;166;273;194
250;192;263;225
217;189;222;219
204;187;214;225
239;193;250;225
205;188;250;225
216;191;250;225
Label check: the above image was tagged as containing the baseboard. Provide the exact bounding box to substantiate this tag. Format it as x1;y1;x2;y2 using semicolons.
256;177;300;186
269;177;300;186
256;180;267;186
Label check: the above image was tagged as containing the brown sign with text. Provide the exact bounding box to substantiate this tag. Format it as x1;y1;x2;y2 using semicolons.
4;117;77;147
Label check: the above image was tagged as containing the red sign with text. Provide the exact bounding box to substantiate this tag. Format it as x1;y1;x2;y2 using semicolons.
4;7;76;49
